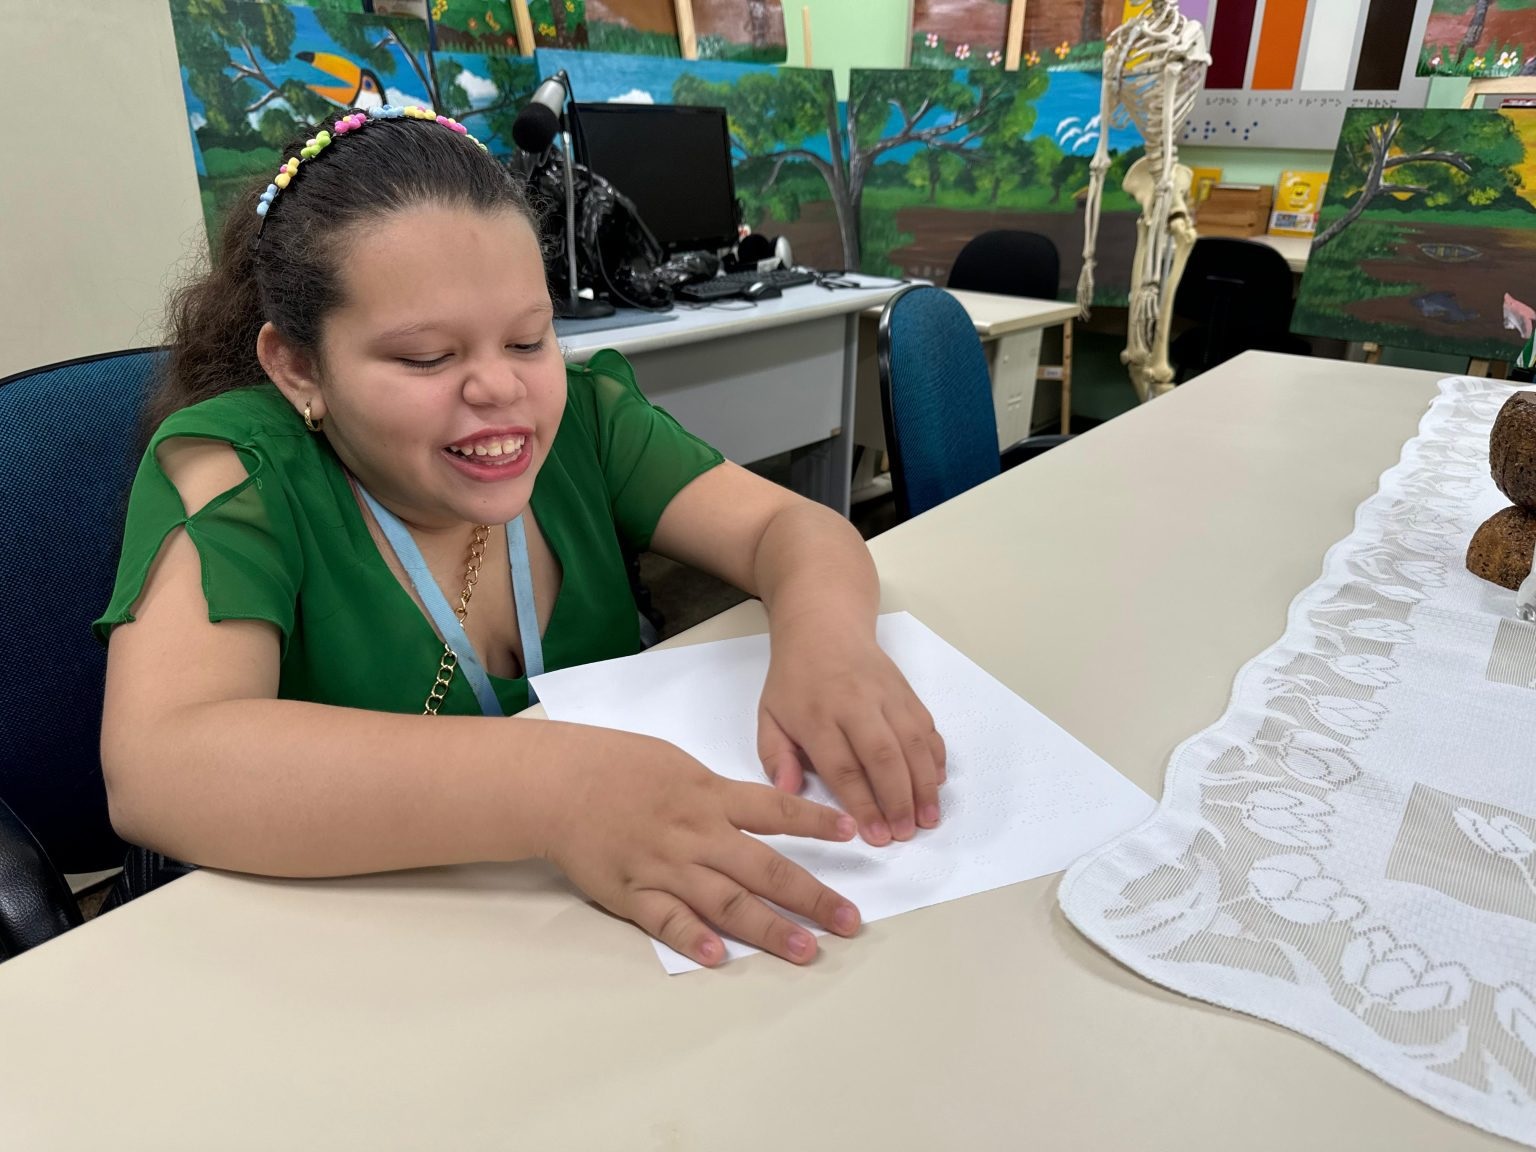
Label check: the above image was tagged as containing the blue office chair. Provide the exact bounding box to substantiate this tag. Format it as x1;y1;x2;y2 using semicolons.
0;347;175;959
878;285;1070;520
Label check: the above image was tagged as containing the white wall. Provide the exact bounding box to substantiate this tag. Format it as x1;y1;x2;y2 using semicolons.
0;0;207;378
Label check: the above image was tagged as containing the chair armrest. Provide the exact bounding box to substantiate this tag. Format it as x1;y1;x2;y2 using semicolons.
1001;434;1072;471
0;793;82;961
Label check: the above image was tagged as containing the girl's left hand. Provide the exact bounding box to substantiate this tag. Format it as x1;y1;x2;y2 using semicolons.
756;622;946;847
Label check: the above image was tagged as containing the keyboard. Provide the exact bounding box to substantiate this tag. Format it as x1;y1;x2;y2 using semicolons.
674;267;817;302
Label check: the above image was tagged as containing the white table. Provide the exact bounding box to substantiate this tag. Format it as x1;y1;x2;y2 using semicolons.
558;277;905;515
5;354;1513;1151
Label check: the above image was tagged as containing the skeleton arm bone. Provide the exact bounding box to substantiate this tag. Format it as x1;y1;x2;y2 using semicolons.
1078;33;1133;318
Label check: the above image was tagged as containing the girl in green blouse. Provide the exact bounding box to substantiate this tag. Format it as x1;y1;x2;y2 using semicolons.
97;107;944;968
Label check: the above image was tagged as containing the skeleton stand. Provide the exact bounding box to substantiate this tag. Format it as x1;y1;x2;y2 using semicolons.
1078;0;1210;402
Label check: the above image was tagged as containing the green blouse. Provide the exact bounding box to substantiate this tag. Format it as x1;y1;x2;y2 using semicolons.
95;349;724;715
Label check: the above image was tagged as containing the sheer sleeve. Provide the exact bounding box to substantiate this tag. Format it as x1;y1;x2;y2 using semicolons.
94;402;304;651
576;349;724;551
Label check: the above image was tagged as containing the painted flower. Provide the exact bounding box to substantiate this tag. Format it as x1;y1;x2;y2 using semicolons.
1273;728;1361;786
565;0;576;9
1453;807;1536;860
1055;40;1071;59
1473;55;1487;70
925;31;939;48
1341;928;1471;1012
1429;54;1442;68
1025;50;1041;67
987;48;1002;67
1248;854;1364;924
468;16;479;28
955;43;971;60
1236;789;1333;849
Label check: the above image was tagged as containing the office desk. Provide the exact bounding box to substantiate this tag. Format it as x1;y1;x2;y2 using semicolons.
1194;232;1311;274
559;279;904;516
2;354;1508;1152
852;289;1079;500
1254;232;1312;273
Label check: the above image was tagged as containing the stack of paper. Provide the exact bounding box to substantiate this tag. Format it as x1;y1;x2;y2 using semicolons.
532;612;1154;973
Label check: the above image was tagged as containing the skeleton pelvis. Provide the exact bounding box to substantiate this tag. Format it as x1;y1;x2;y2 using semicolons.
1123;157;1193;208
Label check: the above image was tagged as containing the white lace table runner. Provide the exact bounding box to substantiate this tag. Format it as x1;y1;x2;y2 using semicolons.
1059;378;1536;1147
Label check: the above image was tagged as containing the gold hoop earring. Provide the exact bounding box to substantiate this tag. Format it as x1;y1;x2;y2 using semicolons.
303;401;323;433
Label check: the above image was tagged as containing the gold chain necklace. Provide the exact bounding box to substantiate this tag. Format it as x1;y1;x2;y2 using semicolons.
422;523;492;715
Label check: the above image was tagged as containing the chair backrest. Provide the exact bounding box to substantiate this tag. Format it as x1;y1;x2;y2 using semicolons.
878;285;1001;519
947;229;1062;300
1172;237;1296;370
0;348;166;873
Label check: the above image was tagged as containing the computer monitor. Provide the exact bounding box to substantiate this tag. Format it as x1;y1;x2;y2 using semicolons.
571;102;739;256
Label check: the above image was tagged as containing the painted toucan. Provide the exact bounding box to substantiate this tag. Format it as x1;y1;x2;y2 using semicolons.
296;51;387;108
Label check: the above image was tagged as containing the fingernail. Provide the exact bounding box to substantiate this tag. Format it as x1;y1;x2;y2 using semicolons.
835;815;857;839
698;938;720;965
834;905;858;934
866;820;891;845
894;817;916;840
788;931;813;958
920;803;940;827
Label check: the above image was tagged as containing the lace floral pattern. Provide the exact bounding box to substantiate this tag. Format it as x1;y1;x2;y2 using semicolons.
1060;378;1536;1148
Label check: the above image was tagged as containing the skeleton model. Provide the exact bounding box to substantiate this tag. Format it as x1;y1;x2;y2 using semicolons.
1078;0;1210;401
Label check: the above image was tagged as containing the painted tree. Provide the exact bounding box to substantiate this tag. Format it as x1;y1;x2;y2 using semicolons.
1313;112;1503;248
905;148;967;202
1458;0;1493;63
672;67;1042;266
747;0;774;47
172;0;335;147
1081;0;1107;45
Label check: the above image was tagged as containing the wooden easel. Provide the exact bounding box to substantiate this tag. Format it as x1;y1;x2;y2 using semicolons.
1460;77;1536;108
1458;77;1536;376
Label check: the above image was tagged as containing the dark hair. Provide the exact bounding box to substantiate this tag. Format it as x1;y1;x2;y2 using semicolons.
148;116;539;430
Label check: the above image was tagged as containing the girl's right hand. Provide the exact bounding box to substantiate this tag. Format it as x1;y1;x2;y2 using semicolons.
542;732;862;966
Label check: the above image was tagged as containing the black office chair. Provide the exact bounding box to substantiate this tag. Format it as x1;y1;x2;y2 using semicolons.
0;348;191;961
878;285;1069;520
1170;237;1310;382
947;229;1062;300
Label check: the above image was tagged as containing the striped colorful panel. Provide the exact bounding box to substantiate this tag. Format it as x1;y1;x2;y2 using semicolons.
1206;0;1259;89
1252;0;1309;89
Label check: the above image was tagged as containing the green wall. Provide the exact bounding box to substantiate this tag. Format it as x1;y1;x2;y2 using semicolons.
782;0;911;96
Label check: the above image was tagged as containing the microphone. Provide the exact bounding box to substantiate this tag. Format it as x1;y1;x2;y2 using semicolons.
511;71;567;153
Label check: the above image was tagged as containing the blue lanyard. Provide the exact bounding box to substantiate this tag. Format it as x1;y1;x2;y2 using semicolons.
356;486;544;716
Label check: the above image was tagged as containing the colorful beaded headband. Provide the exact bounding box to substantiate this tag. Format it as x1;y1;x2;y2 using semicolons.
253;104;489;239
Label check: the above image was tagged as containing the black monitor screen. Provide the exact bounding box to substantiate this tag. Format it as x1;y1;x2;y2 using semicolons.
572;102;738;255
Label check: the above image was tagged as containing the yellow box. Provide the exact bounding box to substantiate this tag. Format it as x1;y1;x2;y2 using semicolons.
1269;170;1329;238
1189;166;1223;208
